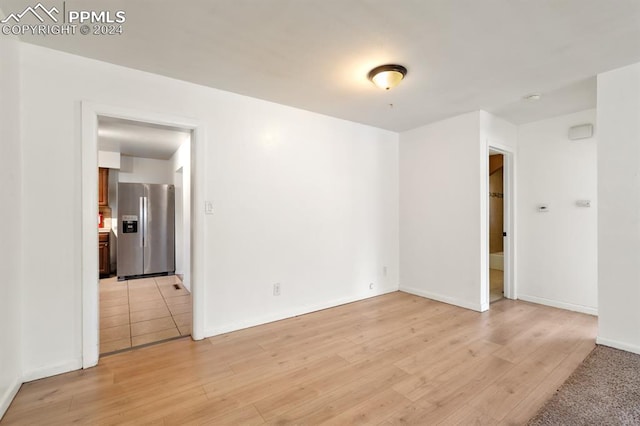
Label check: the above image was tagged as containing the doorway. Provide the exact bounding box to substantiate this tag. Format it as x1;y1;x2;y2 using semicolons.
483;142;515;310
81;103;204;368
488;151;504;303
96;117;193;355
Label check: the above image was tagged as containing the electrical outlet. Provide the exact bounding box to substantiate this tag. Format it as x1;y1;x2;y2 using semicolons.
369;283;374;290
273;283;281;296
204;201;214;215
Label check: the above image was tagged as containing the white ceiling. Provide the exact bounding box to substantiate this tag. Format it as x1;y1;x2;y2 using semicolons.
489;77;597;124
98;116;190;160
5;0;640;131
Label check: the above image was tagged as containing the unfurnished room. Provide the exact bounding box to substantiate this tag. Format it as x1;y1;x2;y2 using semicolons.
1;1;640;424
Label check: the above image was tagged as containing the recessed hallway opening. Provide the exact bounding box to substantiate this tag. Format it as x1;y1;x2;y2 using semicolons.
94;115;195;357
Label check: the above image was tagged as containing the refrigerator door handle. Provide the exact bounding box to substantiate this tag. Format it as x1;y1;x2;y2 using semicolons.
139;196;145;247
143;196;148;247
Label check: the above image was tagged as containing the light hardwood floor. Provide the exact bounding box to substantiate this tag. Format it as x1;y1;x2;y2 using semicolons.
2;292;596;425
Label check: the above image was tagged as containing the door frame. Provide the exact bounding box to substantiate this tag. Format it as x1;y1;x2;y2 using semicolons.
481;140;516;310
81;102;205;368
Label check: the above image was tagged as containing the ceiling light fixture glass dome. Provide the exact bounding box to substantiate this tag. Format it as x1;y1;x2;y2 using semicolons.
368;64;408;90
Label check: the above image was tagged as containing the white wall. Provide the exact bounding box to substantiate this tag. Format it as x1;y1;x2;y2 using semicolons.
171;142;191;291
118;155;174;184
400;112;484;310
480;110;519;150
19;43;399;378
516;109;598;315
598;62;640;354
0;37;23;418
399;110;517;311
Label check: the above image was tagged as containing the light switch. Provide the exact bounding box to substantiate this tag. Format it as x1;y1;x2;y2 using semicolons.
204;201;214;215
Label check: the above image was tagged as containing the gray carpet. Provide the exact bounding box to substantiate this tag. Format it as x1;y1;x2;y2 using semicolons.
529;345;640;425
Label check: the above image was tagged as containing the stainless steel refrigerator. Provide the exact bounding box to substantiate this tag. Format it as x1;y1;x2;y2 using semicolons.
117;183;175;280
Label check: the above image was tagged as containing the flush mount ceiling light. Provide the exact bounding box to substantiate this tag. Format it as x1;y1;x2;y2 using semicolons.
368;64;407;90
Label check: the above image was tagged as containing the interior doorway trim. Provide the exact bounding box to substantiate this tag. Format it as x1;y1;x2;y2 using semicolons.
81;102;205;368
481;140;516;311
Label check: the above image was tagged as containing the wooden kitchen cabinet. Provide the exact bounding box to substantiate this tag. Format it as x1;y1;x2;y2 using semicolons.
98;168;109;206
99;232;110;277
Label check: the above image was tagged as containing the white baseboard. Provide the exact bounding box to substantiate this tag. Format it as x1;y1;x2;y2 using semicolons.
596;336;640;355
204;287;398;338
399;286;483;312
0;376;21;421
517;294;597;316
22;359;82;383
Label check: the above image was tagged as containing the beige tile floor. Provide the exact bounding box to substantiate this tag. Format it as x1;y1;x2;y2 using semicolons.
99;275;192;354
490;268;504;303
